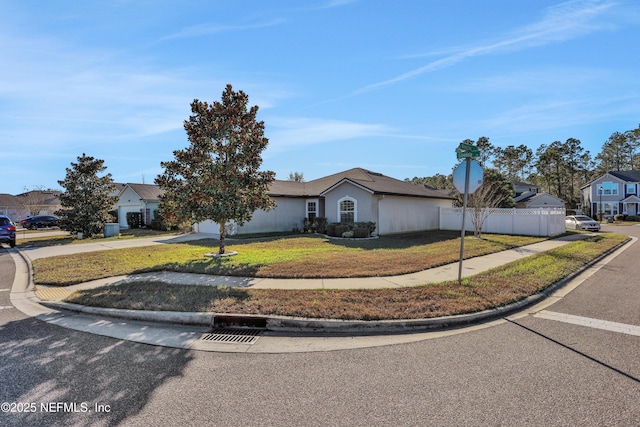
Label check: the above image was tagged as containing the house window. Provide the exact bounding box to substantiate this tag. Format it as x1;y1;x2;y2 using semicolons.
338;197;356;222
597;182;618;195
601;202;619;216
307;201;317;222
627;184;636;194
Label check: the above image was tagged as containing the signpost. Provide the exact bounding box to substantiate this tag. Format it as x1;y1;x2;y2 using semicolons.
453;144;483;284
455;142;481;159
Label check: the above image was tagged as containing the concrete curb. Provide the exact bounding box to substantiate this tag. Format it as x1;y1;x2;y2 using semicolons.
17;235;636;334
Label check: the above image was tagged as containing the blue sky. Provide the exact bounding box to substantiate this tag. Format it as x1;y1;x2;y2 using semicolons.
1;0;639;195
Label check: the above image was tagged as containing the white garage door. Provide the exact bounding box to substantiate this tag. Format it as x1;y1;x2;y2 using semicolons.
195;220;220;235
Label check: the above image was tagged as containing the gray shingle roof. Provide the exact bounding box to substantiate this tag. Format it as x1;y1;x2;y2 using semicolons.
269;168;453;200
0;194;18;206
127;183;164;201
126;168;453;200
608;170;640;182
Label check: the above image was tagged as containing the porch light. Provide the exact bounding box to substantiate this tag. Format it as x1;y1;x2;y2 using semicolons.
598;185;603;221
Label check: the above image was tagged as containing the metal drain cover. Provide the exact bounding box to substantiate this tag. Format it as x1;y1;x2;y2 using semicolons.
200;328;263;344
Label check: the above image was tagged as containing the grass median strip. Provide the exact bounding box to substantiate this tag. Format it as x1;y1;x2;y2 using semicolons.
63;233;628;320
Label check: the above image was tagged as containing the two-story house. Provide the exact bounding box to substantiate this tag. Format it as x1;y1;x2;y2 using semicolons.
581;171;640;218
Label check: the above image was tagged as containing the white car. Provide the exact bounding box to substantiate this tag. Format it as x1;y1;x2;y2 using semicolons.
565;215;600;231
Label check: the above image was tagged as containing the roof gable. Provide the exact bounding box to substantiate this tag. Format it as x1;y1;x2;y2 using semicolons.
621;195;640;203
319;178;375;196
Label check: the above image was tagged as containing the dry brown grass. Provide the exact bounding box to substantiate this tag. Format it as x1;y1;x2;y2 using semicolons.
64;233;629;320
33;231;544;286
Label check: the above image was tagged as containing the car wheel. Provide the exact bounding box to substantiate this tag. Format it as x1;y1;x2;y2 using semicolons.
9;239;15;248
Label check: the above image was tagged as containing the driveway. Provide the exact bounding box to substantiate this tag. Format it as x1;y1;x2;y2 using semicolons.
19;233;215;261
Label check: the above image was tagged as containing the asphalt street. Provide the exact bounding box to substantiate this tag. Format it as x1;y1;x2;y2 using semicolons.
1;225;639;426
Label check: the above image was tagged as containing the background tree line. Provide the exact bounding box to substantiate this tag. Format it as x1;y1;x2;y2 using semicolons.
407;123;640;209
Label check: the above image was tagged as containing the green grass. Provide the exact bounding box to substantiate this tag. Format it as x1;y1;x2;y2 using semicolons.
64;233;629;320
32;231;546;286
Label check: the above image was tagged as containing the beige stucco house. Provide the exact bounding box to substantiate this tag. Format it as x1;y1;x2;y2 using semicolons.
195;168;454;236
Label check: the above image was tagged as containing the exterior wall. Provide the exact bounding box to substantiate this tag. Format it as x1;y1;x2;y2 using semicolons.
117;187;142;229
238;197;306;234
584;174;628;218
141;201;160;225
378;195;451;234
440;207;566;236
193;190;451;237
323;182;374;223
0;207;29;223
195;197;306;235
524;193;565;208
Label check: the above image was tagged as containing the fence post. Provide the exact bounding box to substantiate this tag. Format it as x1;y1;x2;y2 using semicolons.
539;207;543;236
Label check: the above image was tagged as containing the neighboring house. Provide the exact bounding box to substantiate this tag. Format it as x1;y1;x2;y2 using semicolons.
115;183;164;228
15;190;62;216
195;168;454;236
0;190;62;221
512;181;541;197
581;170;640;218
111;183;126;199
510;181;565;209
0;194;23;221
514;192;565;209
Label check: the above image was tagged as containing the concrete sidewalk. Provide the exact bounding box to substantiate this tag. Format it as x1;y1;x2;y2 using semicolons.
9;231;634;353
32;232;591;296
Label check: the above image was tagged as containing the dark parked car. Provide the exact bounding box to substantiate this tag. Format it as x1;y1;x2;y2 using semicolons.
0;215;16;247
21;215;60;230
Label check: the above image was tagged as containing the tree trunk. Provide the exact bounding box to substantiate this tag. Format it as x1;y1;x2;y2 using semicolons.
218;221;226;254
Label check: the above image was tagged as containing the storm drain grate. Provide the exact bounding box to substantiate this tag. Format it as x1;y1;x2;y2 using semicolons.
200;328;263;344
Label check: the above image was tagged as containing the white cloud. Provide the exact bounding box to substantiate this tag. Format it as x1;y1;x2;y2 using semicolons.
352;0;618;95
157;18;288;42
451;67;613;95
265;117;390;151
314;0;357;10
481;93;640;135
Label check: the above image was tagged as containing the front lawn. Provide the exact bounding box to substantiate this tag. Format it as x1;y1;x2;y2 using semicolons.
33;231;545;286
64;233;629;320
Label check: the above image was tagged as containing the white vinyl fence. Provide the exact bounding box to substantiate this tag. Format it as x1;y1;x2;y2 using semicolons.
439;207;566;237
